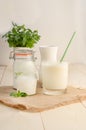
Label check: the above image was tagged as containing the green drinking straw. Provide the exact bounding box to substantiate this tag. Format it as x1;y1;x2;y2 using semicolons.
60;32;76;62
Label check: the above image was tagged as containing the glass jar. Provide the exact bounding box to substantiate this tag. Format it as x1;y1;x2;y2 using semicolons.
12;48;38;95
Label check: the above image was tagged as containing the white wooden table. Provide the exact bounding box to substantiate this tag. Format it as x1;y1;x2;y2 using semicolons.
0;63;86;130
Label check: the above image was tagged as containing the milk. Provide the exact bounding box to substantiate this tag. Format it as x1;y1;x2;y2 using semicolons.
39;45;58;84
15;75;37;95
42;62;68;95
14;60;37;76
14;60;38;95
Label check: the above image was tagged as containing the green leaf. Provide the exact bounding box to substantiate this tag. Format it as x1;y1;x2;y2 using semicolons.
10;91;28;97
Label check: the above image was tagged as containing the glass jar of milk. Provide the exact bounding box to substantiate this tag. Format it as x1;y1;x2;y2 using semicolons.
42;62;68;95
13;48;38;95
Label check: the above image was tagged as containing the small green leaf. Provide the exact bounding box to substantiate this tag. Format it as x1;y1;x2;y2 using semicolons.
15;72;23;76
10;91;28;97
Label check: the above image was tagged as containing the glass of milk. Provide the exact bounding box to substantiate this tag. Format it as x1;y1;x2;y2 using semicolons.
42;62;68;95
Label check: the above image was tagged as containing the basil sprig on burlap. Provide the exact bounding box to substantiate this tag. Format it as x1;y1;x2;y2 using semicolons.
10;91;28;97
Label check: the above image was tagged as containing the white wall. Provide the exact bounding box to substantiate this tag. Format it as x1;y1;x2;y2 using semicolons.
0;0;86;65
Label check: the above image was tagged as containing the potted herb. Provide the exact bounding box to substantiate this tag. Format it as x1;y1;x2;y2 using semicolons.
2;22;40;48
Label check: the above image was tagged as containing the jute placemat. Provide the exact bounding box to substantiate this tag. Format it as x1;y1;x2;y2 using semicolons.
0;86;86;112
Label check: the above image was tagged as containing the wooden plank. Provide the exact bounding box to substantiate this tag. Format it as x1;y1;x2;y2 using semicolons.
1;65;13;86
0;65;7;85
0;104;44;130
41;103;86;130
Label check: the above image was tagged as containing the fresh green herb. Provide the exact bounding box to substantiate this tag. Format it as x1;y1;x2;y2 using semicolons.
15;72;23;76
60;32;76;62
10;90;28;97
2;22;40;48
15;72;23;79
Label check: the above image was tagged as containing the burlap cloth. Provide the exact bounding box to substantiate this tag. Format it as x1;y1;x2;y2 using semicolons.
0;86;86;112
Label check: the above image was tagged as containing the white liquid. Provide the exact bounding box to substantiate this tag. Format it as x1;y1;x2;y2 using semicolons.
42;62;68;90
39;45;58;62
14;60;38;95
14;60;37;76
15;75;37;95
39;45;58;83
